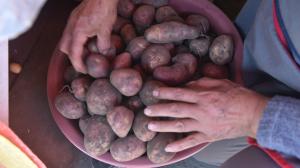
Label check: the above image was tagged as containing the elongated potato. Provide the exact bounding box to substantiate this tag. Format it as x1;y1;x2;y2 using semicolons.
86;79;122;115
110;68;143;96
84;116;116;157
107;106;134;138
86;54;110;78
139;80;166;106
141;45;171;72
133;112;157;142
155;6;178;23
125;96;144;111
55;91;86;119
133;5;155;32
145;21;200;43
132;0;168;7
126;36;150;60
209;35;234;65
112;52;132;69
186;14;210;34
201;62;229;79
110;135;146;162
71;76;92;101
117;0;136;19
147;133;176;164
120;24;137;44
189;35;211;58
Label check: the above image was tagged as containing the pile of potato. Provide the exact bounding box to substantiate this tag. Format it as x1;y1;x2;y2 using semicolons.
55;0;233;164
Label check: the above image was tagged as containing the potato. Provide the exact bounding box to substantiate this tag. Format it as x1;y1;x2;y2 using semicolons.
86;79;122;115
141;45;171;72
189;35;211;58
110;135;146;162
133;112;157;142
153;53;197;85
155;6;178;23
71;77;92;101
201;62;229;79
112;52;132;70
126;36;150;60
125;96;144;111
133;64;147;79
64;66;81;83
133;5;155;32
209;35;234;65
111;34;124;54
54;91;86;119
186;14;210;34
145;21;200;43
147;133;176;164
175;45;190;54
107;106;134;138
163;43;175;55
113;17;130;33
132;0;169;7
110;68;143;96
117;0;136;19
120;24;137;44
86;54;110;78
87;36;117;58
87;38;99;54
139;80;166;106
84;116;116;157
79;115;91;134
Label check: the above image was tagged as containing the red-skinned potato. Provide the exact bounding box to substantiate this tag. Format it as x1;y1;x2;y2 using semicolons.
155;6;178;23
120;24;137;44
126;36;150;60
71;76;92;101
110;135;146;162
55;91;86;119
139;80;166;106
186;14;210;34
132;0;168;7
125;96;144;111
133;64;147;80
112;52;132;70
147;133;177;164
141;45;171;72
107;106;134;138
133;112;157;142
110;68;143;96
201;62;229;79
133;5;155;32
86;79;122;115
111;34;124;54
113;17;130;34
84;116;116;157
145;21;200;43
117;0;136;19
209;35;234;65
86;54;110;78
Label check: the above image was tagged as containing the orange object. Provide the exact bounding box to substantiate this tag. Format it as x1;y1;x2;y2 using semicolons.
0;122;46;168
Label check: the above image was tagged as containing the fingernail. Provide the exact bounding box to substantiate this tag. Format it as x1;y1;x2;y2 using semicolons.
144;108;152;115
165;145;174;152
153;90;159;97
148;123;156;130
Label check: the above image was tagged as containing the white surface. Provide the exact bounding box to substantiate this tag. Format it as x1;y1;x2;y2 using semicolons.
0;41;8;125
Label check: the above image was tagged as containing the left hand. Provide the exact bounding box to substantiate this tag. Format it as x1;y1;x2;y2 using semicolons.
144;78;269;153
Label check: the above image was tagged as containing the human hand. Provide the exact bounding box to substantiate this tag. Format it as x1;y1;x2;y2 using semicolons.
59;0;118;73
144;78;269;152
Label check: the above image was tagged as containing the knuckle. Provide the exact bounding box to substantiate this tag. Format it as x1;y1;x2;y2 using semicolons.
175;121;186;132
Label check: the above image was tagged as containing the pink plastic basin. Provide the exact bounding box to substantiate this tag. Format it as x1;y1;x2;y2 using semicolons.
47;0;243;167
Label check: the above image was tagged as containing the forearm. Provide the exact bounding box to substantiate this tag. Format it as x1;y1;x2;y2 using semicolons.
257;95;300;159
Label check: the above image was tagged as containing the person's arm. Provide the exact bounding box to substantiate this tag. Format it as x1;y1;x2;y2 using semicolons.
60;0;119;73
257;95;300;158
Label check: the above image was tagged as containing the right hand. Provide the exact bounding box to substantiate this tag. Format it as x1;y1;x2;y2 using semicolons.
59;0;118;73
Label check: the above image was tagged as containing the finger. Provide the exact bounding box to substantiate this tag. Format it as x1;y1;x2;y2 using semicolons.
144;103;197;118
96;29;111;55
165;132;209;152
148;119;199;133
187;78;236;92
70;34;88;74
153;87;199;103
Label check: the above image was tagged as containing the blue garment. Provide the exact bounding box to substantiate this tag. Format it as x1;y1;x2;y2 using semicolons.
235;0;300;165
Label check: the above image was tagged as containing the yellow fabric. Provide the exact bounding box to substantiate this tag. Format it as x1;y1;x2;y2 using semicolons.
0;135;37;168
